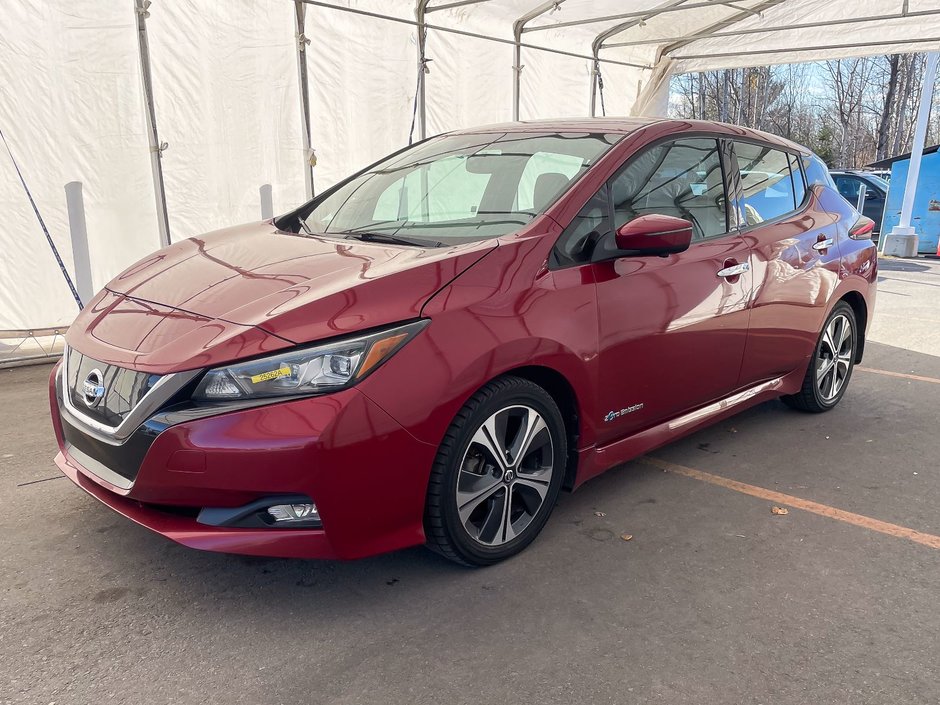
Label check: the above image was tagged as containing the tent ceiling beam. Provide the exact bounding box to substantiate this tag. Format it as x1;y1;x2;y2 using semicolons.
295;1;646;68
522;0;765;33
513;0;567;121
604;8;940;49
675;35;940;63
589;0;692;117
658;0;786;58
426;0;493;12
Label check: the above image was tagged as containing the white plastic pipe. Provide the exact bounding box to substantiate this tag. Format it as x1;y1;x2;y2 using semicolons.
260;184;274;220
64;182;94;306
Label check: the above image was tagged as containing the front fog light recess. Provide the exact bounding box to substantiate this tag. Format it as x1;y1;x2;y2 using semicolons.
267;502;319;524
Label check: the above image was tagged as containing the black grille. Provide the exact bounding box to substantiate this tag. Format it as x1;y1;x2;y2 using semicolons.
66;348;161;427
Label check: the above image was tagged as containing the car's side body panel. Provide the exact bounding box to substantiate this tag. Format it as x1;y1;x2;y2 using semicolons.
737;187;844;385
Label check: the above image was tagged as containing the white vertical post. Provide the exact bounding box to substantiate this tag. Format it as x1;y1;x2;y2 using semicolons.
856;182;867;214
260;184;274;220
882;51;939;257
64;182;94;305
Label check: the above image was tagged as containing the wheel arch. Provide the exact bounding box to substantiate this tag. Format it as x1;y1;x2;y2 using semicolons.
837;290;868;363
502;365;582;490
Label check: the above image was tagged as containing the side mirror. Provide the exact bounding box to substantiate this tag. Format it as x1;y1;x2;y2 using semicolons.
614;214;694;257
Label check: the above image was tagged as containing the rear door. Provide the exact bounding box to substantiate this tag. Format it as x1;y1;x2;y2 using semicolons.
733;142;843;385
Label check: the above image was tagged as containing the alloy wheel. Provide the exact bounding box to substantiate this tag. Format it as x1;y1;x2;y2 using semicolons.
455;405;554;547
816;313;854;402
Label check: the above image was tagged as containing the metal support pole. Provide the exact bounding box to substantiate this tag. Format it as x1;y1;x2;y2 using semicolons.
415;1;430;140
882;51;939;257
294;0;315;199
589;57;599;117
260;184;274;220
512;1;566;123
855;182;867;216
512;22;523;121
64;182;94;306
134;0;171;248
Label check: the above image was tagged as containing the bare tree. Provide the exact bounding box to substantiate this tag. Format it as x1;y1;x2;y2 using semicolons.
875;55;901;161
668;51;939;168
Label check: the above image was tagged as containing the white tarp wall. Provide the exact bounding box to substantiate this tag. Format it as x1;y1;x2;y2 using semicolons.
0;1;159;332
2;0;939;333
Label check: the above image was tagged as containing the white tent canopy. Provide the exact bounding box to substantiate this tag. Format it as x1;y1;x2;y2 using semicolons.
2;0;938;333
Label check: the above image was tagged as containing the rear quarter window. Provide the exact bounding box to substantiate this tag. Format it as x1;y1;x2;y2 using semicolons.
802;154;837;189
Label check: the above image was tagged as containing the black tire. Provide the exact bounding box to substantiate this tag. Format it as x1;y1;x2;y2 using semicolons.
782;301;858;413
424;376;567;567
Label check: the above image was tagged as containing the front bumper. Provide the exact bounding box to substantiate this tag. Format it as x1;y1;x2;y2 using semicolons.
49;364;438;559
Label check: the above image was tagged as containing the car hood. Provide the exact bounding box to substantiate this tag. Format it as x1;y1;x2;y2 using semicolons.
66;222;495;373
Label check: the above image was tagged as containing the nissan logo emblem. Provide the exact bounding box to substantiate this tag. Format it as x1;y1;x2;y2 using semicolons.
82;369;106;408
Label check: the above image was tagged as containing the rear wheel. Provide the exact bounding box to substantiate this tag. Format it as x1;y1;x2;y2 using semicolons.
424;376;567;566
782;301;857;413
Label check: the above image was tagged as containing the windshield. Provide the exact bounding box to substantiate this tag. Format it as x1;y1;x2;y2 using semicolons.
867;175;889;191
297;132;622;246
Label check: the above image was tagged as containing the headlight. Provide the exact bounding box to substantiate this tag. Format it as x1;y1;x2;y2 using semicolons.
192;320;428;401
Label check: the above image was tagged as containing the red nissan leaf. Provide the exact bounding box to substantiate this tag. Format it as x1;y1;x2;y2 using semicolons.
50;118;877;566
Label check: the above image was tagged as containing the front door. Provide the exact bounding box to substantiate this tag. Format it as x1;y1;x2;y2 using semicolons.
588;137;752;444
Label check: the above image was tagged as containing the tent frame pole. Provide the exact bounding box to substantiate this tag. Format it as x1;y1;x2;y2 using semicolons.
134;0;171;248
677;36;940;62
415;0;431;140
605;8;940;49
294;0;315;199
513;1;566;122
523;0;758;33
589;0;691;116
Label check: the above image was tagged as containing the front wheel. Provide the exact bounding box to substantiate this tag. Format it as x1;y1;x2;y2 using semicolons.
424;376;567;566
782;301;857;413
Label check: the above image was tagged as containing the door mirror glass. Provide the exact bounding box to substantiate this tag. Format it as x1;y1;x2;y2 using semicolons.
614;214;693;256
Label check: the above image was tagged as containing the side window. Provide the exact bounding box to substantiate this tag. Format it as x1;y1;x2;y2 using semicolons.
734;143;797;225
516;152;585;211
834;175;861;201
550;184;611;268
788;153;807;206
609;138;728;241
802;154;837;189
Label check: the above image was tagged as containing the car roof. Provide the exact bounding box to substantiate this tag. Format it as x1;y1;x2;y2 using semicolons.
831;170;883;178
447;118;811;154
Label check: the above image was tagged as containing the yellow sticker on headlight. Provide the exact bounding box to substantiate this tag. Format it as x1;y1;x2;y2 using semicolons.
250;366;292;384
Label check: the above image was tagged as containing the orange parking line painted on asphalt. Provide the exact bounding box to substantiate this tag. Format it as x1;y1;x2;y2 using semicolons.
855;366;940;385
640;457;940;550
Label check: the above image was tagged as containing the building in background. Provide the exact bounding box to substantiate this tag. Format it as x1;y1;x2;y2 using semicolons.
870;145;940;255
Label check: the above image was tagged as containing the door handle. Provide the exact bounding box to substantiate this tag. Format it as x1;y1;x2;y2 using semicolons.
717;261;750;278
813;238;834;252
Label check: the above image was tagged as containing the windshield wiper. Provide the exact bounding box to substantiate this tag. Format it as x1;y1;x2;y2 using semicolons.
296;217;317;237
342;231;444;248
